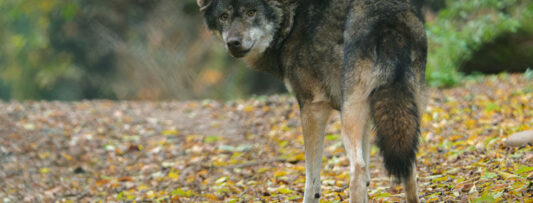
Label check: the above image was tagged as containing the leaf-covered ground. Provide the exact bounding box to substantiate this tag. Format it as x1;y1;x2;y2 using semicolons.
1;74;532;202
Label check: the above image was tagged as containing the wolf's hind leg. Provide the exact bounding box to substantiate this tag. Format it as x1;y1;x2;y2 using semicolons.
403;165;420;203
301;102;332;203
341;94;371;203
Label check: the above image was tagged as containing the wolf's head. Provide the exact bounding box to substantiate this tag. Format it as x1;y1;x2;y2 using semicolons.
197;0;285;60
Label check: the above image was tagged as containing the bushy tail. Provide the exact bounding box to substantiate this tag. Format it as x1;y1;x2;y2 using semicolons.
371;82;420;180
369;28;421;181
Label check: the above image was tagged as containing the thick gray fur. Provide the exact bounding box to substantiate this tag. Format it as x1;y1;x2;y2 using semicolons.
198;0;427;202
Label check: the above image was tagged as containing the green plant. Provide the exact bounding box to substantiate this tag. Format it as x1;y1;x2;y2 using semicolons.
525;68;533;80
426;0;533;87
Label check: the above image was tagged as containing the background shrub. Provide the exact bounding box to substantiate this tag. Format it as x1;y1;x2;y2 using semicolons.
0;0;532;100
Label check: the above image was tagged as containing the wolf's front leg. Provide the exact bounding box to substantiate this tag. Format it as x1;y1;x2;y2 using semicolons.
300;102;332;203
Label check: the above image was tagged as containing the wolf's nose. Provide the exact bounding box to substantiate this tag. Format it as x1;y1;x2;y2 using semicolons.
227;39;242;48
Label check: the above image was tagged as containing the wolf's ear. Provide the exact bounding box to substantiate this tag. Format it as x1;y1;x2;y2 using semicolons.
196;0;207;7
197;0;212;12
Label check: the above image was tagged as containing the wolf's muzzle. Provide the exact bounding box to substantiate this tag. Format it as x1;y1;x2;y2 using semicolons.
227;39;252;58
227;38;242;49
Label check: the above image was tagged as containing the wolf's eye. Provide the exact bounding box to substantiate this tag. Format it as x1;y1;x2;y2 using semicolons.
247;10;256;17
219;13;229;21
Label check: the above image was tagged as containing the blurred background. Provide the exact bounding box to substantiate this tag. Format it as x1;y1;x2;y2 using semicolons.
0;0;532;101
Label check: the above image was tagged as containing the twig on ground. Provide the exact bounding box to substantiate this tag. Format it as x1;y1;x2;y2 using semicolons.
224;158;287;169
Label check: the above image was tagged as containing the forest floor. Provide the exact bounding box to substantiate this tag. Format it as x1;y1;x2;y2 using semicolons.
1;74;532;202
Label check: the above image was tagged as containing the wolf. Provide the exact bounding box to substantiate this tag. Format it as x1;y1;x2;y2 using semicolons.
197;0;427;202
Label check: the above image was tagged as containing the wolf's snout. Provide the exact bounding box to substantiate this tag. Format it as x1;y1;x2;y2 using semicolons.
227;38;242;49
226;36;251;58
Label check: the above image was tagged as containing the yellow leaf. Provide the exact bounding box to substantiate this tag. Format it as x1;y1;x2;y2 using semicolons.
288;153;305;162
168;170;179;181
332;148;345;155
428;197;438;201
204;193;219;201
162;129;178;136
39;152;51;159
449;135;463;142
145;191;155;199
278;188;294;194
258;167;269;173
138;184;149;190
422;113;432;122
496;171;521;180
187;176;196;183
244;105;255;113
40;168;50;174
172;188;193;197
465;119;476;128
293;166;305;172
228;184;242;193
335;171;349;180
61;153;72;161
215;176;228;185
274;171;287;178
213;160;227;167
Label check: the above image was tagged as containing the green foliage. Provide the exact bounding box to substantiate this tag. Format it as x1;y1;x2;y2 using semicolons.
0;0;81;100
1;0;532;100
426;0;533;87
525;68;533;80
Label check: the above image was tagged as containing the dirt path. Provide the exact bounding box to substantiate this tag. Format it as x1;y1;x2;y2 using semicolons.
1;74;532;202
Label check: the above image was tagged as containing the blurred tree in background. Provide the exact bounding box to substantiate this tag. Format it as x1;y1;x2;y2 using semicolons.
0;0;285;100
0;0;81;100
0;0;532;101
